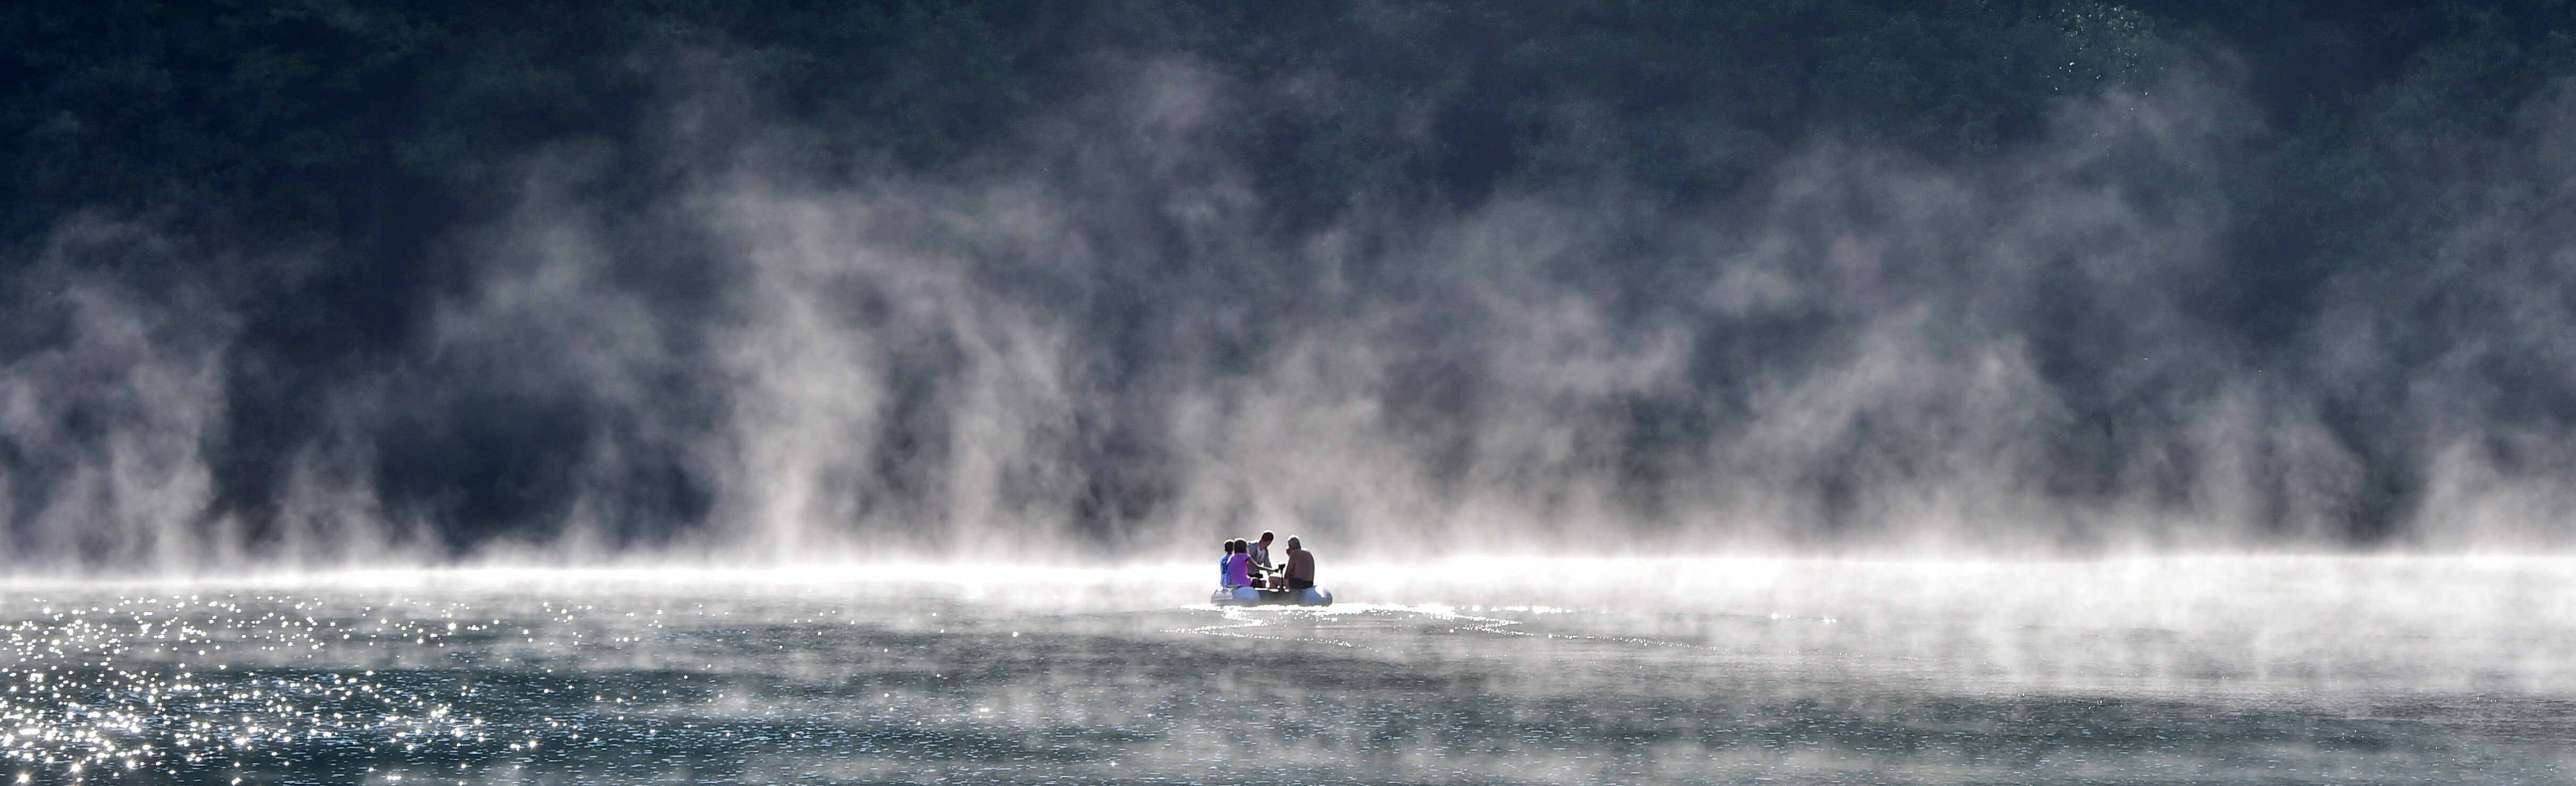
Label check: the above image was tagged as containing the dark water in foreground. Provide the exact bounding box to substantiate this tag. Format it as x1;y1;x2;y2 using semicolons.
4;557;2574;783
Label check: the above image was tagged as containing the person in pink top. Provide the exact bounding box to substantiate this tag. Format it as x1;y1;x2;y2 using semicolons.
1218;539;1252;588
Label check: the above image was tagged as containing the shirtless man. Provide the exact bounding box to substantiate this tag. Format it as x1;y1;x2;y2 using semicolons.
1282;536;1316;591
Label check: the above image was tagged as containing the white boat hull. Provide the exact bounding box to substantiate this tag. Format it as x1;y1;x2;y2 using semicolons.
1209;586;1333;606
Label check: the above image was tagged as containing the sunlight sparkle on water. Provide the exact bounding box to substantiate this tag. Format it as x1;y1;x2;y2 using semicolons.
0;556;2570;783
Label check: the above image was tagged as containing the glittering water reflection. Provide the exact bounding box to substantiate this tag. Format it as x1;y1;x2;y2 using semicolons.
1;558;2571;783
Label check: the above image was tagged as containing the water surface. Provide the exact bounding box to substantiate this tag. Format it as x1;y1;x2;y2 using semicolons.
5;557;2572;783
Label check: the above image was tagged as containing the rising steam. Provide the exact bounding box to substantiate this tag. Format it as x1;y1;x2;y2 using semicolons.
8;53;2576;569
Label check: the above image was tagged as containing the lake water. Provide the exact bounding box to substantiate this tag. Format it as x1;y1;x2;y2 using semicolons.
5;556;2573;784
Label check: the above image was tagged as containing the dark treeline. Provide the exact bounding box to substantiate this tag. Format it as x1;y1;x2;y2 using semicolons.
5;1;2576;561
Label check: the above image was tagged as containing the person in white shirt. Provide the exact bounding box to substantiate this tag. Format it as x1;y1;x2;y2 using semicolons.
1247;531;1278;588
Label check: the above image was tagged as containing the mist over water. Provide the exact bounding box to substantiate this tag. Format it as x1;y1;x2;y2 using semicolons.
4;557;2571;783
11;65;2576;565
2;3;2576;564
13;5;2576;781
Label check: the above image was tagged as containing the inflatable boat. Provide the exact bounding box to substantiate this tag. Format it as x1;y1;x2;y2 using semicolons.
1209;586;1334;606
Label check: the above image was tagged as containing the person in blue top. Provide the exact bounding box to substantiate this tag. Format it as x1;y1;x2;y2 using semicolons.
1218;539;1252;588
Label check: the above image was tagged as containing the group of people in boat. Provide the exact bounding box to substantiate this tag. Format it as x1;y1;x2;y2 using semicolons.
1218;531;1316;591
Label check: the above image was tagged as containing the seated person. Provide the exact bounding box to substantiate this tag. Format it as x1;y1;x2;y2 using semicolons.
1247;531;1278;588
1283;536;1316;591
1219;539;1252;588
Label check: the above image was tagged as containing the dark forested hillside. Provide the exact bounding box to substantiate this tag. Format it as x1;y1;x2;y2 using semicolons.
5;1;2576;565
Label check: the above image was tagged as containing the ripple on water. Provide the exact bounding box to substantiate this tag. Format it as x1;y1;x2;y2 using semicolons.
0;560;2570;784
